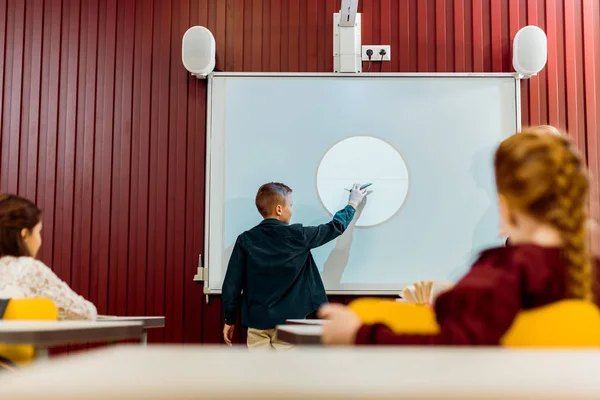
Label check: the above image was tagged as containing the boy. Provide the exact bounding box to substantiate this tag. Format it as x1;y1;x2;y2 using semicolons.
222;182;367;350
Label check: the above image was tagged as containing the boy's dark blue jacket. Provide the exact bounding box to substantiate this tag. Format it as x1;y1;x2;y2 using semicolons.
222;205;356;330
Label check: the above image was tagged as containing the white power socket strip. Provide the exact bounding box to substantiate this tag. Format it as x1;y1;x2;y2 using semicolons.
361;45;391;61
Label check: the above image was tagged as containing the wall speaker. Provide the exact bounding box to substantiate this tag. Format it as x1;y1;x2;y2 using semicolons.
512;25;547;79
182;26;216;78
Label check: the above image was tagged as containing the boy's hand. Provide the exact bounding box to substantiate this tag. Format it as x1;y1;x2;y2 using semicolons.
348;183;367;208
223;324;235;346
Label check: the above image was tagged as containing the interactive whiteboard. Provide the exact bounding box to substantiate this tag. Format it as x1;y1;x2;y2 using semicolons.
205;73;520;294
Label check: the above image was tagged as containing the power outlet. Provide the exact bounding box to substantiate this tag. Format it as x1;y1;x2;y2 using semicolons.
361;45;391;61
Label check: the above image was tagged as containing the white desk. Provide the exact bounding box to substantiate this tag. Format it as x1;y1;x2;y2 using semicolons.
1;346;600;399
286;319;328;325
277;324;323;345
0;321;144;359
96;316;165;345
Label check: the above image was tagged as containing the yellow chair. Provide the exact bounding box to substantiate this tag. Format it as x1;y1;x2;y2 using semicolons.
501;300;600;347
349;298;600;347
0;298;58;368
349;298;439;335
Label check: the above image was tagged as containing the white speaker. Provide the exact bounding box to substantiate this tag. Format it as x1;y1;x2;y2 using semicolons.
182;26;216;78
512;25;547;79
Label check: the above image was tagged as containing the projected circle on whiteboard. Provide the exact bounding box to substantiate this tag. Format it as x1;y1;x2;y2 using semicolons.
316;136;410;228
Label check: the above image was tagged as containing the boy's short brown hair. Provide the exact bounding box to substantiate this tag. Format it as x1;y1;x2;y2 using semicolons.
255;182;292;217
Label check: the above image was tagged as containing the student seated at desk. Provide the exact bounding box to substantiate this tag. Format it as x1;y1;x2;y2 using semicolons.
222;182;367;350
0;194;97;320
504;125;600;304
320;131;593;346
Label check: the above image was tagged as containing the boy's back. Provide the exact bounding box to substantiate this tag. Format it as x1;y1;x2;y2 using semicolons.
223;206;356;330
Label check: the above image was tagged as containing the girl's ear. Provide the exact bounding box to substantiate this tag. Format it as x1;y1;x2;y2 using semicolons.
498;195;519;225
498;194;509;223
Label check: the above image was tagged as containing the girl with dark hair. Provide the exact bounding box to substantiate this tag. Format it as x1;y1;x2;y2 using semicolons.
0;194;96;320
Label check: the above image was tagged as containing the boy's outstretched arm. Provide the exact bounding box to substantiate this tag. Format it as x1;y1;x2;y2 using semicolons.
302;183;367;249
222;237;246;345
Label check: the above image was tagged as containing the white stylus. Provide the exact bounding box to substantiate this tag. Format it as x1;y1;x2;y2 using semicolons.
344;183;372;192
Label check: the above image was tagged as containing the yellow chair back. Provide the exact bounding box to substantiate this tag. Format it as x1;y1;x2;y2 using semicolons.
349;298;600;347
501;300;600;347
0;298;58;365
349;298;438;334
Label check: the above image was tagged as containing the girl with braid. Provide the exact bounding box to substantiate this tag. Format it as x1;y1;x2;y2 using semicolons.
503;125;599;301
321;130;594;345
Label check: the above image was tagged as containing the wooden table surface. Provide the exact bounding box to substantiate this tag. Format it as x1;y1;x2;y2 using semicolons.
96;316;165;329
0;321;144;346
277;324;322;345
2;346;600;399
285;319;328;325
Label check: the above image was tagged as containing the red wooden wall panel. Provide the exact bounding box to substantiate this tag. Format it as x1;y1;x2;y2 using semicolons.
0;0;598;346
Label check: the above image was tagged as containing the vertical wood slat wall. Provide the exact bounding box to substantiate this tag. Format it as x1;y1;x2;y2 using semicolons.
0;0;598;345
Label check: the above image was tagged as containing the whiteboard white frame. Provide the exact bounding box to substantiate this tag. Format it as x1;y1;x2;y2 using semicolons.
203;72;522;295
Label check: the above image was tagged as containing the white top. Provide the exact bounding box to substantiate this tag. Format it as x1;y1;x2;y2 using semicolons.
0;256;97;320
0;346;600;399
